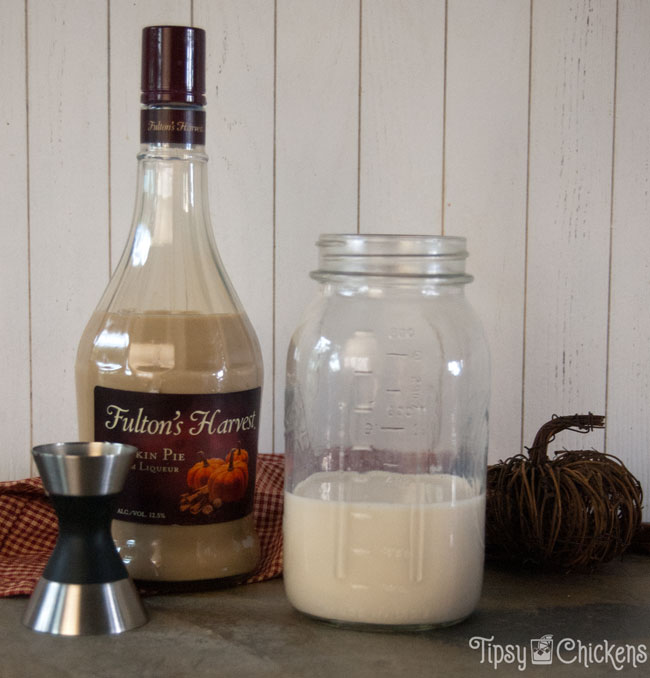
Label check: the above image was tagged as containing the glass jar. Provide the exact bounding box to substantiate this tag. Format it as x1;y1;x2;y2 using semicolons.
283;234;490;630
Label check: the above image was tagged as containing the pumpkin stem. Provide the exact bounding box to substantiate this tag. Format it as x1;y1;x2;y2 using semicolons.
527;413;605;465
228;454;235;472
198;450;210;467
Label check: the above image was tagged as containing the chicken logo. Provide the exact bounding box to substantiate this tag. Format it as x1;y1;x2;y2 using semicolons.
531;634;554;665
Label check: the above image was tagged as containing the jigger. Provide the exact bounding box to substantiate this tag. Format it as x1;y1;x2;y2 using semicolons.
23;442;148;635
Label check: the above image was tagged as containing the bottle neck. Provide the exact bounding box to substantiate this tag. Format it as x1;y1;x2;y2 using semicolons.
100;104;241;315
136;104;209;227
134;141;210;247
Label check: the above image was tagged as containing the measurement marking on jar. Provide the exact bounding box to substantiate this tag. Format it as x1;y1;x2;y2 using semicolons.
353;370;372;375
380;426;405;431
385;352;408;357
385;388;401;393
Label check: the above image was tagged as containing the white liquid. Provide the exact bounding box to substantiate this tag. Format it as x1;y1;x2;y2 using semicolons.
283;471;485;626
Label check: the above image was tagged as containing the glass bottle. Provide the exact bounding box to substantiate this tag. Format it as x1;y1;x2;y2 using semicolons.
284;234;489;630
76;26;262;588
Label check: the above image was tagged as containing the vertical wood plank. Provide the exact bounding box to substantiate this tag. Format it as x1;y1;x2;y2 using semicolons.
444;0;530;462
28;0;109;446
194;0;275;452
524;0;616;450
359;0;445;234
275;0;360;451
109;0;192;269
0;2;30;479
607;0;650;517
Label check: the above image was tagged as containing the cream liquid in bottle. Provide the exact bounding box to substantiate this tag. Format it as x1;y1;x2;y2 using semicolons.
75;27;262;587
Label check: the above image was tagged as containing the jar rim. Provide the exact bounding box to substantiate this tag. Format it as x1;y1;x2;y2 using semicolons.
313;233;472;280
316;233;468;258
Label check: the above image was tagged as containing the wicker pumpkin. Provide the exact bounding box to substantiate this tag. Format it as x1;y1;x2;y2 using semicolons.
486;414;643;571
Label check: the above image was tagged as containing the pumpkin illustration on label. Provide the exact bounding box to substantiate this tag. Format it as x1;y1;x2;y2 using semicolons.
186;452;224;490
180;449;250;516
225;447;249;465
208;455;249;504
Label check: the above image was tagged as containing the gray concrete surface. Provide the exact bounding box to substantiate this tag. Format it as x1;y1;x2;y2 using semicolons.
0;554;648;678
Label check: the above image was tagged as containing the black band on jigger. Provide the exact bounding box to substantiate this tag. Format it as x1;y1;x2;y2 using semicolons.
43;495;128;585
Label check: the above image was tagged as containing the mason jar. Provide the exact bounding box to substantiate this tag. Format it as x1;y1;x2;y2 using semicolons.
283;234;490;631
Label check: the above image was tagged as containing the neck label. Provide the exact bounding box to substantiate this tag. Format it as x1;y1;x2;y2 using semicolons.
141;108;206;145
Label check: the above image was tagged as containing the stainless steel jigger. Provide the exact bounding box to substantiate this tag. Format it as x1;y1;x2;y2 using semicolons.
23;442;148;635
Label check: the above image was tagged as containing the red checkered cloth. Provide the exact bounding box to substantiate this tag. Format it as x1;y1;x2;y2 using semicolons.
0;454;284;596
248;454;284;583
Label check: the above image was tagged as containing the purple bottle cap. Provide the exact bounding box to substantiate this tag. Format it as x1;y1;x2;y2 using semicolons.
141;26;206;105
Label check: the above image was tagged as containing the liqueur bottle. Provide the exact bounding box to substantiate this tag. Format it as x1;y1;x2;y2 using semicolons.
76;26;262;587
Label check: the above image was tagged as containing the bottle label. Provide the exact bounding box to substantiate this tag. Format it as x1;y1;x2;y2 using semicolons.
94;386;261;526
140;108;206;145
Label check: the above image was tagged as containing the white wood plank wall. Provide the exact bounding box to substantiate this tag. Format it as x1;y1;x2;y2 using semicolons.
1;0;648;518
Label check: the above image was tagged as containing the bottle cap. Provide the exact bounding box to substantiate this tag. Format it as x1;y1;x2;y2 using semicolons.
141;26;206;105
